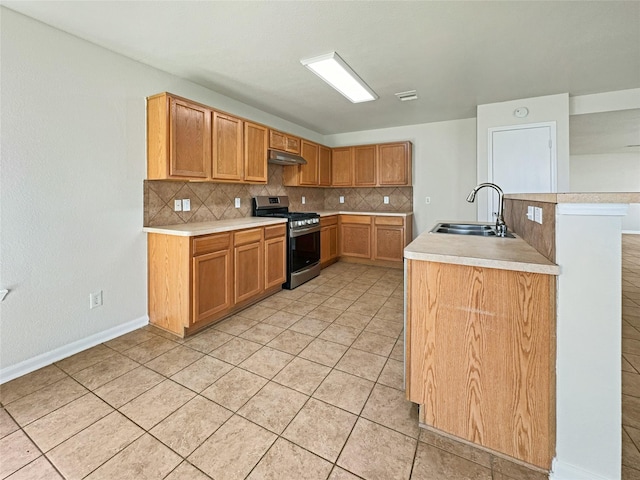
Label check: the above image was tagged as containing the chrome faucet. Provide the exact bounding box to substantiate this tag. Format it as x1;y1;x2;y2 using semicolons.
466;183;508;237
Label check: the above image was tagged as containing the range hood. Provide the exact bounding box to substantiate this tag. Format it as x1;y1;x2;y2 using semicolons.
267;149;307;166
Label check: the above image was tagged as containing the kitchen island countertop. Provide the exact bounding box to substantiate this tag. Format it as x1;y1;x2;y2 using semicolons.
404;224;559;275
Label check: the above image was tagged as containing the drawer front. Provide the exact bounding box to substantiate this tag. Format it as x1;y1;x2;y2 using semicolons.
264;224;286;240
193;232;231;256
341;215;372;225
375;216;404;226
234;228;263;246
321;215;338;227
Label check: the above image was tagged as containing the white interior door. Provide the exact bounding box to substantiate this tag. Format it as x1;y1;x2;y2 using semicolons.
488;123;557;219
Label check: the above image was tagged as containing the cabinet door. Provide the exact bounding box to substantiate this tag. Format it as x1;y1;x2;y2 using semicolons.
353;145;377;186
193;249;232;324
320;227;331;265
340;216;372;258
299;140;319;185
265;236;286;289
244;121;268;183
378;142;411;186
331;147;353;186
406;261;555;469
234;241;263;303
373;225;404;261
373;216;405;262
318;145;332;186
169;97;211;178
328;225;338;259
212;112;243;181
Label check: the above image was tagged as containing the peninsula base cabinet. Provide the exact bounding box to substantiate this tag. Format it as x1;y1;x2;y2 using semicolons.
405;260;556;470
148;224;286;337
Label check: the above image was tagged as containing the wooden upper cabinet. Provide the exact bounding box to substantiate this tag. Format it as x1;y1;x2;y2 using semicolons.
353;145;377;186
331;147;353;186
318;145;332;186
147;93;212;180
298;140;319;186
269;130;301;155
244;122;268;183
378;141;412;186
212;112;243;181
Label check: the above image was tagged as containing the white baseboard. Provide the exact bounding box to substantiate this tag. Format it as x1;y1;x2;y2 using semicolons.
551;459;618;480
0;316;149;384
623;230;640;235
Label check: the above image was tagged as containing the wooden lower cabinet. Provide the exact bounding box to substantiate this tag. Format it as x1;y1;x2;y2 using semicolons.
148;224;285;337
320;216;339;267
340;215;372;258
405;260;556;469
338;214;411;265
264;225;287;289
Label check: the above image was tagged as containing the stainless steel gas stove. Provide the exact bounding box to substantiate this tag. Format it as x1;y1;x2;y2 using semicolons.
252;196;320;289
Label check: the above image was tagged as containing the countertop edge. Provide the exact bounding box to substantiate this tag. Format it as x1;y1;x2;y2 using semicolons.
317;211;413;217
143;217;287;236
404;250;560;275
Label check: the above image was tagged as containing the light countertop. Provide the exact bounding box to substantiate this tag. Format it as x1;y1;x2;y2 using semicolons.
143;217;287;237
404;224;560;275
505;192;640;204
316;210;413;217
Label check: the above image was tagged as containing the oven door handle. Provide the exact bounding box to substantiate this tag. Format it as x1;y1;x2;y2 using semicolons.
290;224;321;238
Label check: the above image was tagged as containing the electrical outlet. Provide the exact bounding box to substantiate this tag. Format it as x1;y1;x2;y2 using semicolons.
301;196;306;205
425;197;431;204
383;196;390;204
174;199;182;212
234;197;241;208
89;290;103;309
182;199;191;212
527;206;535;221
534;207;543;224
339;196;345;204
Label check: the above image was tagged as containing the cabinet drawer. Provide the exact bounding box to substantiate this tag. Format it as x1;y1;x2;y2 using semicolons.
375;216;404;226
234;228;263;246
264;224;286;240
341;215;371;224
193;233;231;256
321;215;338;227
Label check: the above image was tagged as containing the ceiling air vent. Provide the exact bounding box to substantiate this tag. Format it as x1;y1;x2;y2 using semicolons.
394;90;418;102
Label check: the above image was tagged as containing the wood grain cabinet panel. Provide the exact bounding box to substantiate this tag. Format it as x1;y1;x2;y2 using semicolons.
331;147;353;186
244;121;268;183
353;145;377;186
193;249;232;323
319;145;332;186
377;141;411;186
147;93;211;180
299;140;319;186
320;216;339;267
212;112;244;181
340;216;372;258
405;261;555;469
269;130;301;154
234;229;264;303
373;224;404;261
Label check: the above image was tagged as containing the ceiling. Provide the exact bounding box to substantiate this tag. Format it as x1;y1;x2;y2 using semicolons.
3;1;640;142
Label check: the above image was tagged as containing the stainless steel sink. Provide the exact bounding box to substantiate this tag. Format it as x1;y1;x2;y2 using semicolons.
430;222;515;238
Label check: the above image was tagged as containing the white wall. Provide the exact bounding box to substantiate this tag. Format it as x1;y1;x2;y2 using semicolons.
476;93;570;221
570;153;640;231
0;7;322;379
325;119;478;237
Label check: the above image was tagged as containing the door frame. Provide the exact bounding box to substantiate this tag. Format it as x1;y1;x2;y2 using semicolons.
487;121;557;219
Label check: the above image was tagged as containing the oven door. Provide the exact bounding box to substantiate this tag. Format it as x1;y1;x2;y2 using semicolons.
287;225;321;288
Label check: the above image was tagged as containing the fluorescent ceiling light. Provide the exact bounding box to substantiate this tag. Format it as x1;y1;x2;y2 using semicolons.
301;52;377;103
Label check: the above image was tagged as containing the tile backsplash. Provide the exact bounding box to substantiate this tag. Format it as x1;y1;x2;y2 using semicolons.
144;165;413;226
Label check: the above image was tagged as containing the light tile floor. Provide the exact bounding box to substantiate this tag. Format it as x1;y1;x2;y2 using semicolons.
1;261;564;479
623;234;640;480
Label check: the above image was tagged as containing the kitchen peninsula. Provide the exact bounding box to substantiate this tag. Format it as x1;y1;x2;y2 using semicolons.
404;192;638;479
